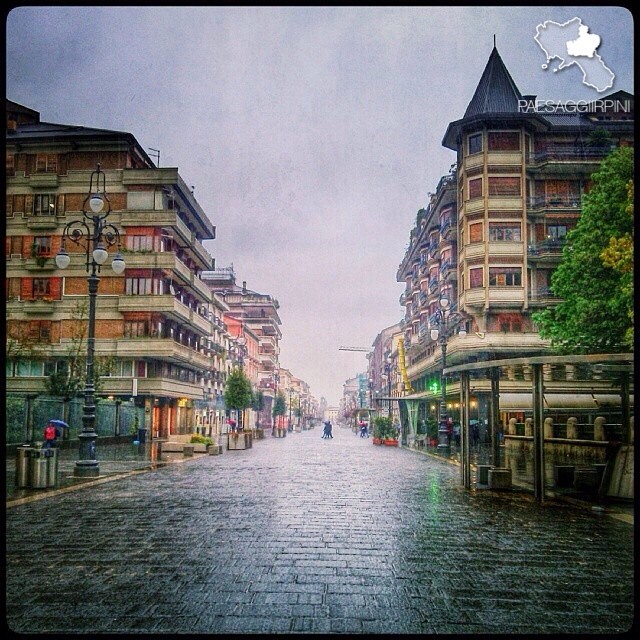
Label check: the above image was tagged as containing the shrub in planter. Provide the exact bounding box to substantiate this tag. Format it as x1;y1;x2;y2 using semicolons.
190;434;213;446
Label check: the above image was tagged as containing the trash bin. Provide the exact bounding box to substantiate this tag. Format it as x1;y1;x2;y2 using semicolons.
29;448;49;489
15;445;33;488
45;448;59;488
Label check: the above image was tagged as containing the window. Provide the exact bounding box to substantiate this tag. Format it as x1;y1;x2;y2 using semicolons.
103;360;134;377
28;320;52;342
469;222;483;243
32;236;52;256
489;224;521;241
32;278;51;297
6;236;23;258
15;360;45;377
488;132;520;151
488;177;521;197
44;360;68;376
547;224;568;240
36;154;58;173
124;321;148;338
469;267;483;288
468;133;483;155
125;277;152;295
489;267;522;286
125;235;153;252
33;194;56;216
468;178;482;199
6;153;15;176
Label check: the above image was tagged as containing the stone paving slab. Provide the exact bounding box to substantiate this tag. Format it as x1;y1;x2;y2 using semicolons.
5;426;635;634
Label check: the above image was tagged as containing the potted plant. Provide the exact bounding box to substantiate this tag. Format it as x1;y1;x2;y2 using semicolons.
426;418;438;447
373;416;398;446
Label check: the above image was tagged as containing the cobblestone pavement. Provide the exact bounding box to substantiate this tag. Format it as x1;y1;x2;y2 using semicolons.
6;426;634;635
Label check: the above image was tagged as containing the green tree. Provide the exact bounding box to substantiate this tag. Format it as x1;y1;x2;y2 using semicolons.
533;146;634;353
251;390;265;428
601;180;634;349
224;367;253;430
44;300;114;421
272;392;286;428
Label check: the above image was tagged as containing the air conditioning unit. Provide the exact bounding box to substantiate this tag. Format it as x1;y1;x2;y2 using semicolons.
10;254;22;259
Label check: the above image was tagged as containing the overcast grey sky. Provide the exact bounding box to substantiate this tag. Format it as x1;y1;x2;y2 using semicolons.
6;6;633;404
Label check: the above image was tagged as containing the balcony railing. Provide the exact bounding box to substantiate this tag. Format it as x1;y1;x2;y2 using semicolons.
527;196;581;210
527;238;567;256
526;147;611;165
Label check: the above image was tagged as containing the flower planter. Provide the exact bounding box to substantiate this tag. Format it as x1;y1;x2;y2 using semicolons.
383;439;399;447
227;432;249;450
372;437;383;445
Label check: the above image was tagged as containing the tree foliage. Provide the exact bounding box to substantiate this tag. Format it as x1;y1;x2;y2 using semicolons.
272;392;286;418
533;146;634;353
224;367;253;411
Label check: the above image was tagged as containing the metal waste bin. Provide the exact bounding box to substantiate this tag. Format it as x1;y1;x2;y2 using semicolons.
45;448;59;488
29;448;49;489
15;445;33;488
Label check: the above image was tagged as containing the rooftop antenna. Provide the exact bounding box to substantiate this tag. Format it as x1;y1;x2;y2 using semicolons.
148;147;160;167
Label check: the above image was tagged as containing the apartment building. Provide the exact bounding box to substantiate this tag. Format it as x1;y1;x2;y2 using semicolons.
6;100;223;440
201;268;282;428
397;48;634;424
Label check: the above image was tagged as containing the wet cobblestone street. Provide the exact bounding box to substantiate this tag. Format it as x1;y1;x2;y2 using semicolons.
6;426;634;634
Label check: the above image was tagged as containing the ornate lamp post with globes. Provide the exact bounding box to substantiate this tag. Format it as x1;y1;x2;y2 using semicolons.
430;294;466;450
55;164;125;477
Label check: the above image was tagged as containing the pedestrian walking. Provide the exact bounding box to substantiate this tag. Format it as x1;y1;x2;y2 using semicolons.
43;421;60;449
359;421;369;438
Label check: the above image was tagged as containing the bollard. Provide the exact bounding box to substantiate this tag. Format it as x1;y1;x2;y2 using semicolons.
183;445;194;457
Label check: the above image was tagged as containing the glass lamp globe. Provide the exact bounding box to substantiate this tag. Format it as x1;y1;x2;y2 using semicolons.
92;244;109;265
439;296;450;310
89;193;105;213
111;252;125;275
430;328;439;341
55;249;71;270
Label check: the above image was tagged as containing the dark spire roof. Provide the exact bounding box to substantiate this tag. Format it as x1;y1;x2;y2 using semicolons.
463;47;523;117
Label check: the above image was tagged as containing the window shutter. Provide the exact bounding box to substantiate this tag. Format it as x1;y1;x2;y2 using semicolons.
24;195;33;216
49;277;62;300
21;278;33;300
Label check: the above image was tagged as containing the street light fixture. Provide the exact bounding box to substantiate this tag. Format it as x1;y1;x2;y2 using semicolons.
55;164;124;477
429;295;465;450
383;356;393;418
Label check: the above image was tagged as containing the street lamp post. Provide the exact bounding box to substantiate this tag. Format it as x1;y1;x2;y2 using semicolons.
384;356;393;418
55;164;125;477
430;295;466;450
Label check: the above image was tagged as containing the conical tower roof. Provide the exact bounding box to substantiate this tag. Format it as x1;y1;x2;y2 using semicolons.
463;47;523;117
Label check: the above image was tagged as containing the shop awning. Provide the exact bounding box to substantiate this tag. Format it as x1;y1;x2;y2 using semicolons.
498;393;633;411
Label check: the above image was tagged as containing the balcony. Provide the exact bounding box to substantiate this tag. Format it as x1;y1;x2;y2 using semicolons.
118;295;210;335
23;256;57;271
527;238;567;262
116;337;212;370
528;286;562;304
23;298;56;314
527;196;581;213
25;215;58;230
526;147;611;171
